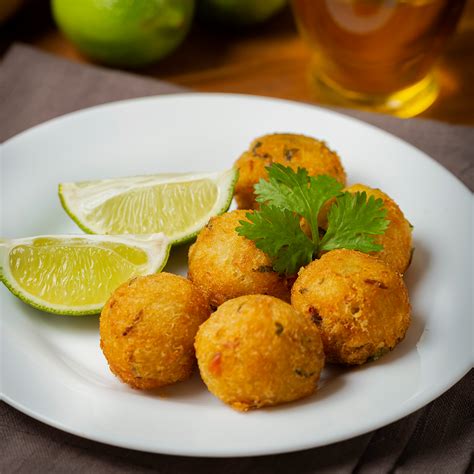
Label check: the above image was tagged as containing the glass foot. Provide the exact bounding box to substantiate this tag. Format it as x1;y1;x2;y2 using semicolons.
311;69;439;118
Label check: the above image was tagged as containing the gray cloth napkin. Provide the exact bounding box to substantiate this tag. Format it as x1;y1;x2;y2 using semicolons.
1;44;473;473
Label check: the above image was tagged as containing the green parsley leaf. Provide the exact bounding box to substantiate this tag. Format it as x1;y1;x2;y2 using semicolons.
254;164;343;246
236;206;315;275
236;164;390;275
320;192;389;252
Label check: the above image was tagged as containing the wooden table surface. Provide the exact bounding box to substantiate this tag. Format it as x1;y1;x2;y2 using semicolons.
3;0;474;125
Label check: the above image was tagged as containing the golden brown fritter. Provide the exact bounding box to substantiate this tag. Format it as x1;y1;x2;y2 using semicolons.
344;185;413;274
318;185;413;273
100;273;210;390
291;249;410;365
234;133;346;209
188;210;292;308
195;295;325;411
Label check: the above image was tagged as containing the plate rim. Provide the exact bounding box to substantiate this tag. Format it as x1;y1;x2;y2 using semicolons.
1;92;472;457
2;92;471;194
2;365;472;458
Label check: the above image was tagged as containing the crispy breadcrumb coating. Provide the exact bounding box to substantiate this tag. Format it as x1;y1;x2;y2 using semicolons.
291;250;410;365
344;185;413;274
234;133;346;209
195;295;325;411
188;210;292;308
100;273;210;389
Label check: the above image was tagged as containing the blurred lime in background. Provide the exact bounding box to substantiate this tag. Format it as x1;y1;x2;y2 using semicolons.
197;0;286;27
51;0;195;67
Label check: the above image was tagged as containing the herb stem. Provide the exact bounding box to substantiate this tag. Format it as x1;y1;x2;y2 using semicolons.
309;215;320;252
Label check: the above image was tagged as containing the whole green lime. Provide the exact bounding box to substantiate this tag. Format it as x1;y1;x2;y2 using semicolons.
51;0;195;67
197;0;286;27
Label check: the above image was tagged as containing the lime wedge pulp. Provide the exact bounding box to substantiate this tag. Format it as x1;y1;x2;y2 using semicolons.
58;169;238;244
0;234;170;315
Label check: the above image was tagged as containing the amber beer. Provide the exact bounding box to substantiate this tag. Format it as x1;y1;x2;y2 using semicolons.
291;0;466;116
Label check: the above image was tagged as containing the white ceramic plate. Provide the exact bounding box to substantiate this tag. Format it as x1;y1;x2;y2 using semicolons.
1;94;472;457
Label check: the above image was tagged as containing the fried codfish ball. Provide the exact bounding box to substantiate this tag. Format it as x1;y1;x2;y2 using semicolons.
188;210;292;308
346;185;413;274
234;133;346;209
195;295;325;411
100;273;210;390
291;250;410;366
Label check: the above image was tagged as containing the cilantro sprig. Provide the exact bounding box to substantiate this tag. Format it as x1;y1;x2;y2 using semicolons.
254;165;342;249
236;164;388;275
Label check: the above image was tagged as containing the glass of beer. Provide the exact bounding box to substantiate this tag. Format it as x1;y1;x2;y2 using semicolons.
291;0;466;117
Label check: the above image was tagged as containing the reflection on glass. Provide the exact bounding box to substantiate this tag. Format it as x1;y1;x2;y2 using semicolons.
292;0;466;117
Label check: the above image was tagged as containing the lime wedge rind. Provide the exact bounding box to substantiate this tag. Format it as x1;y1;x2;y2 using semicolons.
171;169;238;246
58;189;97;236
0;234;170;316
0;270;102;316
58;168;238;244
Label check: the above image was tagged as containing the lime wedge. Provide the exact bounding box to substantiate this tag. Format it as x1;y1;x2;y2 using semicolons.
0;234;170;315
58;169;238;244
